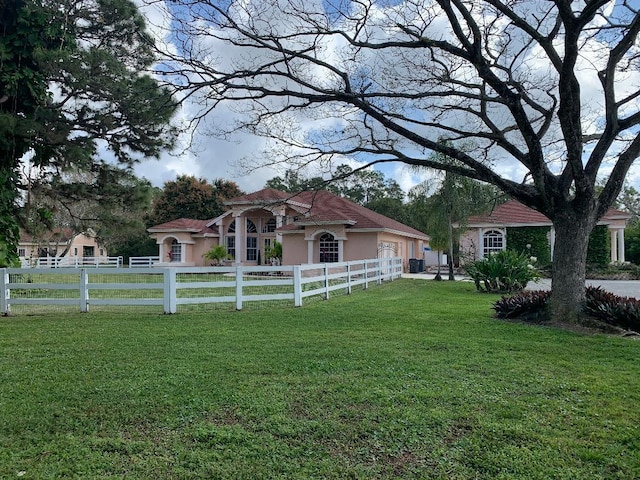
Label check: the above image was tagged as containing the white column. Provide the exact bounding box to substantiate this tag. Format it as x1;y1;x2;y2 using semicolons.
234;214;243;265
619;229;626;263
307;239;314;263
549;227;555;261
478;228;484;258
338;240;344;262
610;229;618;263
276;214;283;243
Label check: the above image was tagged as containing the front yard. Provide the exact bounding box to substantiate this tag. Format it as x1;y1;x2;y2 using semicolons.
1;280;639;479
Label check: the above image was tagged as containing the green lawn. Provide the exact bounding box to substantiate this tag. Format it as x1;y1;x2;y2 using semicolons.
1;279;639;479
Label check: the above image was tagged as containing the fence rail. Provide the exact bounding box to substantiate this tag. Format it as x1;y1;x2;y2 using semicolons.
21;256;124;268
1;257;402;315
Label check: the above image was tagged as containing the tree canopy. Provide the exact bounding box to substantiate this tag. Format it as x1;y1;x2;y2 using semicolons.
147;175;243;226
0;0;177;265
156;0;640;323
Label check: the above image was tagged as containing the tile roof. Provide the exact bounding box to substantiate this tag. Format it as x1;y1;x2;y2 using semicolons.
466;199;632;226
278;190;429;238
149;189;428;239
147;218;218;235
19;228;75;244
225;188;306;205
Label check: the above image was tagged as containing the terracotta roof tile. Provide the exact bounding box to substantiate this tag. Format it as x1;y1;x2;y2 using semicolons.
147;218;218;234
466;199;632;226
283;190;428;238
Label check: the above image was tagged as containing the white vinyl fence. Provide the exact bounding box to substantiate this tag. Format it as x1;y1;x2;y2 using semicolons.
21;256;124;268
1;258;402;315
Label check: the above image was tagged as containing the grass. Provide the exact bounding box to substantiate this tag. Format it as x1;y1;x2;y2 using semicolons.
1;279;639;479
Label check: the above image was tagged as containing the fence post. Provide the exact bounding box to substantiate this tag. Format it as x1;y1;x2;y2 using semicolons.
324;264;330;300
293;265;302;307
346;262;352;294
377;258;382;285
0;269;8;315
80;268;89;313
235;266;244;310
163;268;177;314
364;261;369;289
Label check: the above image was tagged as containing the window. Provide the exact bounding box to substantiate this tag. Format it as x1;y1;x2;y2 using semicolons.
226;236;235;259
18;248;25;257
170;239;181;262
264;238;272;252
483;230;505;256
228;220;236;233
247;237;257;261
246;219;257;233
263;218;276;233
319;233;339;263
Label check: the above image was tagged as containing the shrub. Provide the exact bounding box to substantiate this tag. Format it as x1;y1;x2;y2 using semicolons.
203;245;231;265
584;286;640;332
493;290;551;321
492;286;640;332
465;250;540;293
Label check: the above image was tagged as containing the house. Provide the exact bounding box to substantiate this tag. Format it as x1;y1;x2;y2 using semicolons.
147;188;430;267
18;228;108;265
458;199;631;263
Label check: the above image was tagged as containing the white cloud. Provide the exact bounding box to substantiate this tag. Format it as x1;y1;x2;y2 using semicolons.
130;0;640;197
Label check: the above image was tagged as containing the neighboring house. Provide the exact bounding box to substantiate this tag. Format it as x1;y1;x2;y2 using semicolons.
18;228;107;264
458;199;631;263
147;188;430;267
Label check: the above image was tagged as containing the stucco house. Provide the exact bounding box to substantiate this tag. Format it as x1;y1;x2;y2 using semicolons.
18;228;108;265
458;199;631;263
147;188;430;267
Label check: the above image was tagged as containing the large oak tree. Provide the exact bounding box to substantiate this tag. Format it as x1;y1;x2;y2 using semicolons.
155;0;640;322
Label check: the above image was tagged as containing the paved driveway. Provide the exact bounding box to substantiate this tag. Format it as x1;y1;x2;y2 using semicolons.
528;278;640;299
403;273;640;299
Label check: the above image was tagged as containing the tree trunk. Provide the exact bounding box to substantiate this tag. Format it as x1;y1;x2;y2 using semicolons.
549;213;596;324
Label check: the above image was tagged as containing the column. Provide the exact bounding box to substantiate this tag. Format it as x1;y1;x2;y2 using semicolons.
549;227;555;261
307;239;314;264
478;228;484;258
276;214;283;243
619;229;626;263
234;213;243;265
338;240;344;262
610;229;618;263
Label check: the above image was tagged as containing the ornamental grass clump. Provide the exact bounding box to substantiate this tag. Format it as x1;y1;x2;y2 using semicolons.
465;250;540;293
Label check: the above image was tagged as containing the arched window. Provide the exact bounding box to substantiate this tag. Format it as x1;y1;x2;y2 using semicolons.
169;238;181;262
246;219;257;233
263;218;276;233
319;233;339;263
483;230;505;256
228;220;236;234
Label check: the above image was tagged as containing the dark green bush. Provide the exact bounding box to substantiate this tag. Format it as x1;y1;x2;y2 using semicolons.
465;250;540;293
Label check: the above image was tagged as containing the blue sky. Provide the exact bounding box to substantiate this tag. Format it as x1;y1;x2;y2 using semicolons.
133;0;640;196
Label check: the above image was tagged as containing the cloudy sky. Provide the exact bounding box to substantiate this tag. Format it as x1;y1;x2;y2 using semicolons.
133;0;640;195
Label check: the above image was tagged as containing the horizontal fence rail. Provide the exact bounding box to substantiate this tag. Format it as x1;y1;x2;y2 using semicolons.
1;258;402;315
21;256;124;268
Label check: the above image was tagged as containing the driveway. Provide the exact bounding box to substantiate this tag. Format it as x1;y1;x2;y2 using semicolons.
527;278;640;299
402;273;640;299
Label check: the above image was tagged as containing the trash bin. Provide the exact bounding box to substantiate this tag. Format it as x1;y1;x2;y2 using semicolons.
409;258;424;273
